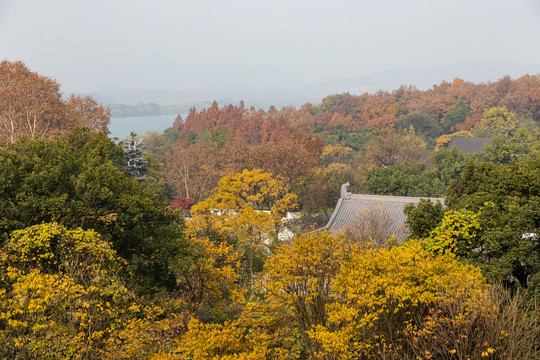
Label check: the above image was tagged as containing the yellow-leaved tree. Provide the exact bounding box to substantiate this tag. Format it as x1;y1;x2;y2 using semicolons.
191;169;297;284
421;209;482;256
0;223;131;358
263;232;345;358
164;232;536;359
308;241;489;359
168;233;342;360
0;223;192;360
172;229;244;318
257;231;508;359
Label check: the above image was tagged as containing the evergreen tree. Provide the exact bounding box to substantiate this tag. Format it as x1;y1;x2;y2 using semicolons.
122;132;147;181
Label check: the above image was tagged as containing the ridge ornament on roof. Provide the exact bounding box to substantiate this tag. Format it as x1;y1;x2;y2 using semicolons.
341;182;352;200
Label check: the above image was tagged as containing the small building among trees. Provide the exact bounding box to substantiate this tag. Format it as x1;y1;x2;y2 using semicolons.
326;184;444;244
447;137;492;154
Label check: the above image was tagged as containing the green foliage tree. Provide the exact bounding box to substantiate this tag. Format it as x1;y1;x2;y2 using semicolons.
442;99;471;132
447;159;540;293
318;126;373;151
123;132;148;180
0;128;192;293
404;198;445;239
395;111;441;138
195;125;232;149
313;93;344;115
472;106;521;138
477;129;540;164
365;163;441;197
427;147;471;185
365;147;471;198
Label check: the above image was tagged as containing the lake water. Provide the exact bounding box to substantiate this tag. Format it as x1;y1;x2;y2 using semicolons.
108;113;186;140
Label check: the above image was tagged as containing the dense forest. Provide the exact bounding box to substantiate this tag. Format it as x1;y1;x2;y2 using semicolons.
0;60;538;359
147;74;540;210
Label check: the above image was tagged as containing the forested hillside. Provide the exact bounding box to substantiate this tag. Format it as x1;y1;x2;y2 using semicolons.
145;75;540;211
0;61;538;359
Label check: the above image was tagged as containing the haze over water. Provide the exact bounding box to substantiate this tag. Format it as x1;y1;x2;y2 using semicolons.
108;114;184;140
1;0;539;99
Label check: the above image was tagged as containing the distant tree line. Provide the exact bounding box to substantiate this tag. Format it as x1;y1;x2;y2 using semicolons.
109;101;209;118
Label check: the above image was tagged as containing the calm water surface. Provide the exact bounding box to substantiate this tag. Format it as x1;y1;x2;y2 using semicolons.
108;113;186;140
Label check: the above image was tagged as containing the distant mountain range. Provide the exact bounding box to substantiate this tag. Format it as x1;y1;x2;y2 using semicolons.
297;60;540;99
93;60;540;113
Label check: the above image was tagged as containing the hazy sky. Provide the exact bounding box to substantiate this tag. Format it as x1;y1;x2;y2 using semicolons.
1;0;540;92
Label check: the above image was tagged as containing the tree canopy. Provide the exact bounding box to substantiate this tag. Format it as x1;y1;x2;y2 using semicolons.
446;159;540;294
0;60;110;144
0;128;192;293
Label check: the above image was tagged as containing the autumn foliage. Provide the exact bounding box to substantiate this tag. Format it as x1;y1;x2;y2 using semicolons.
1;62;539;359
158;74;540;214
0;60;110;144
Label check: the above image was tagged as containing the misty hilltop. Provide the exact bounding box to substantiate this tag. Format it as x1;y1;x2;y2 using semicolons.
92;60;540;111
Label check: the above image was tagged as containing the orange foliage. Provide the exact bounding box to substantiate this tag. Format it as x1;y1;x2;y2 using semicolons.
0;60;110;144
366;113;397;135
455;113;483;131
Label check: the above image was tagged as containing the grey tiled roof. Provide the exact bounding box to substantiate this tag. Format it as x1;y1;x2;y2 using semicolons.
447;137;492;154
326;194;445;242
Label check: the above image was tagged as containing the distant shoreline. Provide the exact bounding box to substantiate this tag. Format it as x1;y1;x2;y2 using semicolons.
108;102;202;118
108;113;186;140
